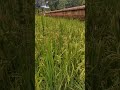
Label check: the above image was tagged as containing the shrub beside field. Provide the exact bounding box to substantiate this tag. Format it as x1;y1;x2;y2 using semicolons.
35;15;85;90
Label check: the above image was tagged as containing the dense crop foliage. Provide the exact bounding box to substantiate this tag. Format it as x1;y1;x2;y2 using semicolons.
35;15;85;90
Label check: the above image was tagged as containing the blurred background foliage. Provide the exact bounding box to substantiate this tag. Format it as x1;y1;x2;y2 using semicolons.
0;0;34;89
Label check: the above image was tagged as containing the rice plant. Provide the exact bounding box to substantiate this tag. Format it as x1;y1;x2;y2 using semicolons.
35;15;85;90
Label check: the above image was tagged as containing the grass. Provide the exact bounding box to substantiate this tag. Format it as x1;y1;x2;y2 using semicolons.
35;15;85;90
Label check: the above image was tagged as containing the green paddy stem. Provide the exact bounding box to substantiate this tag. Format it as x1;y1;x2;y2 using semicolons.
35;15;85;90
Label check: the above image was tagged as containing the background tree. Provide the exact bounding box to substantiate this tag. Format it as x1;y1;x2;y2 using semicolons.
65;0;81;8
35;0;49;8
80;0;85;5
35;0;85;11
48;0;59;10
58;0;67;9
35;0;43;8
48;0;85;10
